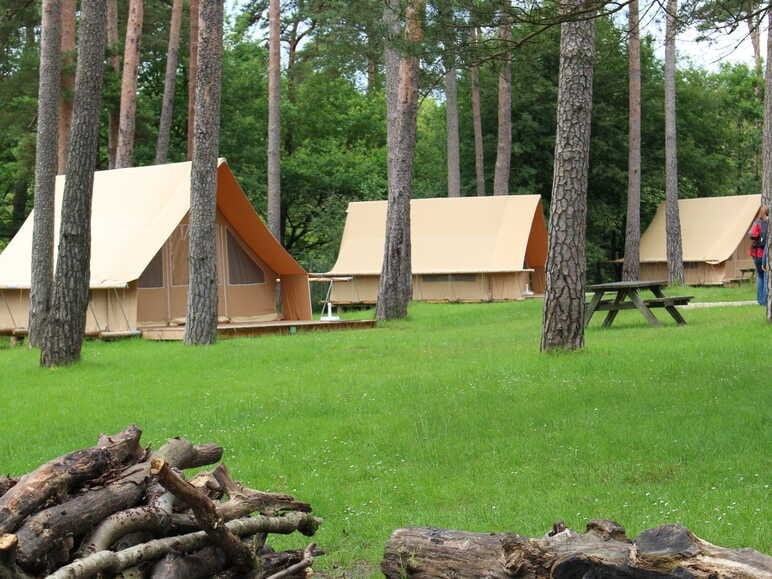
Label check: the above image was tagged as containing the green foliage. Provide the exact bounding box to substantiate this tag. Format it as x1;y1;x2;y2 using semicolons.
1;297;768;572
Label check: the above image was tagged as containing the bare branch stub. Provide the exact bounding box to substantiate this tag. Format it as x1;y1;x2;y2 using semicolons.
151;457;255;573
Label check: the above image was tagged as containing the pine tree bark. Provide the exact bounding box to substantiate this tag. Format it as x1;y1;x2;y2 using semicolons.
492;5;512;197
267;0;282;242
187;0;199;160
28;0;61;348
384;0;400;172
471;26;485;197
184;0;223;346
622;0;641;281
57;0;75;175
155;0;184;165
763;9;772;321
445;66;460;197
664;0;684;284
377;0;424;321
115;0;144;169
40;0;107;368
439;0;460;198
540;0;596;353
106;0;121;170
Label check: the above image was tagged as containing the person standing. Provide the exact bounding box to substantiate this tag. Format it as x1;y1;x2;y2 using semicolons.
749;205;769;305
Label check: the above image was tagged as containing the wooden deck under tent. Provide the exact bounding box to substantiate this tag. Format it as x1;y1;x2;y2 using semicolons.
140;318;376;341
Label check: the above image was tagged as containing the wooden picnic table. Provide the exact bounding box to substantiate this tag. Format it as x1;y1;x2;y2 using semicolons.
584;280;693;328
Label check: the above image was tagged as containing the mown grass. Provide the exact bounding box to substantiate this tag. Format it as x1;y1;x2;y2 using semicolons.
0;286;769;575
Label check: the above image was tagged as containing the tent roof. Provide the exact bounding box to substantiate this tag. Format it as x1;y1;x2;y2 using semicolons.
327;195;546;275
639;194;761;264
0;160;305;289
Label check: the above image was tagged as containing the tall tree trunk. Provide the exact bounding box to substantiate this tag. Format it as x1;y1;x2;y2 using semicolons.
492;6;512;196
763;9;772;321
155;0;184;165
187;0;199;160
664;0;684;284
471;26;485;196
57;0;75;175
377;0;424;321
384;0;400;170
184;0;223;346
29;0;62;347
106;0;120;169
115;0;144;169
446;66;460;197
540;0;596;353
267;0;282;242
622;0;641;281
40;0;107;368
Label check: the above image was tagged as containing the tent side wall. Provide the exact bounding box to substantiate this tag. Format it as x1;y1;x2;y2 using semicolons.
330;271;532;305
640;262;728;285
490;272;529;300
413;274;490;302
0;289;30;333
330;276;379;304
0;287;137;335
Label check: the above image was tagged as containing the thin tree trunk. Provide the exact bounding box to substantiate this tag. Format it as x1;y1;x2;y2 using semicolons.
377;0;424;321
492;6;512;196
763;9;772;321
57;0;75;175
471;26;485;196
540;0;596;353
184;0;223;346
29;0;62;347
155;0;184;165
106;0;120;169
40;0;107;367
622;0;641;281
446;66;460;197
187;0;199;160
747;8;762;73
267;0;282;242
384;0;400;171
664;0;684;284
115;0;144;169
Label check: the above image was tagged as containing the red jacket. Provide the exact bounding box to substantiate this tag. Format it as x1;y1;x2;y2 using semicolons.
749;219;767;259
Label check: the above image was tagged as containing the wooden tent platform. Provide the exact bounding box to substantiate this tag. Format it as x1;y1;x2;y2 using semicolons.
140;318;376;341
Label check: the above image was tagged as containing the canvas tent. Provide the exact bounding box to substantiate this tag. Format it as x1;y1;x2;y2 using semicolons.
326;195;547;304
0;160;312;337
639;194;761;285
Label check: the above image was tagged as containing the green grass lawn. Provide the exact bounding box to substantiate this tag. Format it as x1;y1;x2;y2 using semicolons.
1;287;769;575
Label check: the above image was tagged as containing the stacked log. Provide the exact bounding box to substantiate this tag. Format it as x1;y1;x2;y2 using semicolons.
0;426;322;578
382;519;772;578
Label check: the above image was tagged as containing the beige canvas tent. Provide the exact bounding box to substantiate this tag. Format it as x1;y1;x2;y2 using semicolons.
0;160;312;337
326;195;547;304
639;194;761;285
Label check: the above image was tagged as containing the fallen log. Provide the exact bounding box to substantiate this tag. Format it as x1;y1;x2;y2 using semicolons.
0;426;143;534
382;520;772;578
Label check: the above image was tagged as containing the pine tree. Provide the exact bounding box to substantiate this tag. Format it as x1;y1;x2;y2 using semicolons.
41;0;107;367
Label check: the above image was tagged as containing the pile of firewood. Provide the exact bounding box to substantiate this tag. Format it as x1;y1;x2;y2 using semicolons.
0;426;322;578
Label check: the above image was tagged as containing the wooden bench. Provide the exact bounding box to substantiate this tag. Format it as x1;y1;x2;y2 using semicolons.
643;296;693;307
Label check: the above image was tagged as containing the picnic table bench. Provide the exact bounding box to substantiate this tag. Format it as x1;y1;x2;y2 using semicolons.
585;280;693;328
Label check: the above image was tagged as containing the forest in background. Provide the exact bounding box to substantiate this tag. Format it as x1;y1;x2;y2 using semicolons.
0;0;764;282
